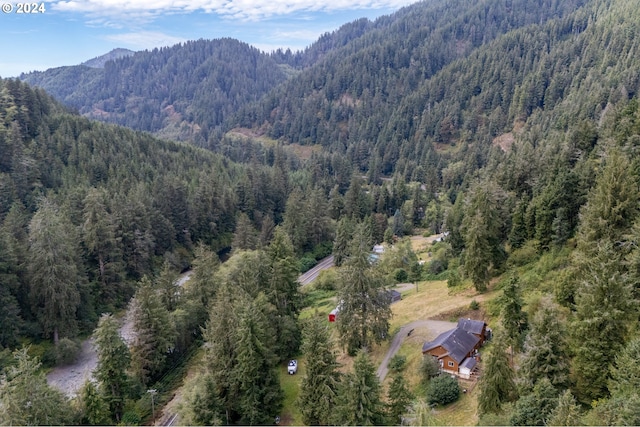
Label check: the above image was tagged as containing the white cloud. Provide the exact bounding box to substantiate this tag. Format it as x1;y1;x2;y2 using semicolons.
51;0;415;21
104;31;188;49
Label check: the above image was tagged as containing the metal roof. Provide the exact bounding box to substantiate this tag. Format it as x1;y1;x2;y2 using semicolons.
457;318;486;335
422;327;481;363
460;357;477;371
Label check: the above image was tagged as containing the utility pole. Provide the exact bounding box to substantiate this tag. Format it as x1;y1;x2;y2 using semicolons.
147;389;157;420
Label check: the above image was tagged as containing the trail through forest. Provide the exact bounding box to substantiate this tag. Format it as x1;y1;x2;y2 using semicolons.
46;271;192;397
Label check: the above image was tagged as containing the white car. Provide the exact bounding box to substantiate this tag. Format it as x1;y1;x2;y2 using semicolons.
288;359;298;375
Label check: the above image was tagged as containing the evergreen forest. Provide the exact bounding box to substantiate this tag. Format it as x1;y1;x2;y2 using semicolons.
4;0;640;424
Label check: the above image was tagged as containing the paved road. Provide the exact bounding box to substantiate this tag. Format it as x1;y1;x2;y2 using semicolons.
297;255;334;287
376;320;455;381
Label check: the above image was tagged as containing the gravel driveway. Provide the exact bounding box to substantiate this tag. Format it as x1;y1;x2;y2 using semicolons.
376;319;455;381
47;271;192;397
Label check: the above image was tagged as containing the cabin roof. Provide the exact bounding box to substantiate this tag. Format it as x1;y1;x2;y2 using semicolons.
457;318;486;335
422;327;480;364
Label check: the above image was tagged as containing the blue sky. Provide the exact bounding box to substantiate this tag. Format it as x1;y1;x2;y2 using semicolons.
0;0;417;77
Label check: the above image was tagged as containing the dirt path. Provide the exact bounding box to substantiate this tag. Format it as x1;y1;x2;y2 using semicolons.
376;319;455;381
46;338;98;398
47;270;192;397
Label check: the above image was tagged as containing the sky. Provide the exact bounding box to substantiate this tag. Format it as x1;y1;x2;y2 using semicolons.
0;0;418;77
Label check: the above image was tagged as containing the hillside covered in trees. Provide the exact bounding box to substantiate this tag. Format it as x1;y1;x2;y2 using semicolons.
20;38;293;144
4;0;640;424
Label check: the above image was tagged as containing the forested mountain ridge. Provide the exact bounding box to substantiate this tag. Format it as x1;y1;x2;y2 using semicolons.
19;0;591;154
20;38;292;143
81;48;136;68
238;0;638;180
0;77;304;349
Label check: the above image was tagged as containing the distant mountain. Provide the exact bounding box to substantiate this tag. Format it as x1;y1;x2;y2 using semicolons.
81;48;136;68
19;0;640;183
20;39;292;142
235;0;593;168
230;0;640;186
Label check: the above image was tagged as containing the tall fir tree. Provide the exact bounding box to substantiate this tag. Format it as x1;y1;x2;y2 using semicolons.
27;198;83;343
78;380;111;426
129;276;176;386
0;348;73;425
93;313;131;422
574;149;638;260
519;298;570;392
477;332;517;415
463;209;492;292
266;227;302;361
547;390;582;427
82;187;126;309
231;212;258;252
336;222;391;355
386;373;414;425
332;350;386;426
509;377;559;426
187;243;220;326
500;276;528;352
571;242;635;405
200;282;242;424
462;182;506;292
333;216;354;267
609;336;640;397
157;260;180;312
179;371;222;426
233;293;283;425
296;316;341;425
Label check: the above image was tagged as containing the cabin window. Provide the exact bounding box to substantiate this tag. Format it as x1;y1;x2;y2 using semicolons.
448;361;454;367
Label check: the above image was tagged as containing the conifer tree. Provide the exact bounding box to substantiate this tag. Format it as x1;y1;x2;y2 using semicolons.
0;230;22;348
93;313;130;422
306;186;333;248
463;210;491;292
501;276;528;352
404;399;438;426
233;294;283;425
200;282;242;424
187;243;220;325
344;175;369;220
179;371;222;426
574;149;638;259
333;217;354;267
509;377;558;426
332;350;386;425
386;374;414;425
82;187;126;308
27;198;82;343
297;316;341;425
477;333;517;415
547;390;582;427
0;348;73;425
266;227;302;360
609;336;640;397
571;242;635;404
282;187;310;254
232;212;258;252
130;276;176;386
519;298;569;391
336;223;391;355
79;380;111;425
157;260;180;312
445;193;465;256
